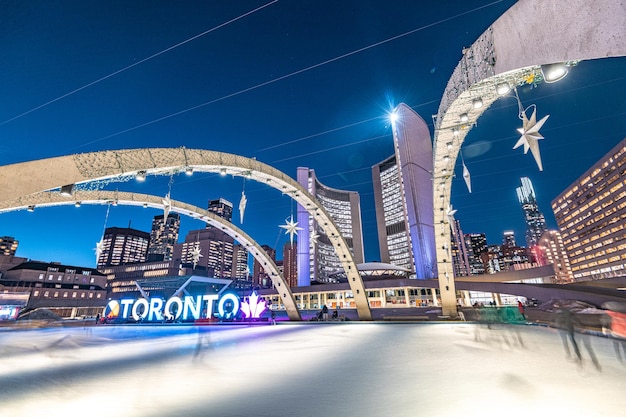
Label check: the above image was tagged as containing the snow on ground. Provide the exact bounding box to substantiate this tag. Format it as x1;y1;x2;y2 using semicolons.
1;322;625;417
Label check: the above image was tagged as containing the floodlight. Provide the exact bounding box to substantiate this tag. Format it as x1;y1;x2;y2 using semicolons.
541;63;569;83
496;83;510;95
459;113;469;123
185;167;193;176
136;171;147;181
472;98;483;109
389;111;399;124
75;201;81;208
60;184;74;197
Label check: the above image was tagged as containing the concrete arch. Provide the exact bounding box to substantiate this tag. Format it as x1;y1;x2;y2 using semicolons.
433;0;626;316
0;148;373;320
0;189;303;320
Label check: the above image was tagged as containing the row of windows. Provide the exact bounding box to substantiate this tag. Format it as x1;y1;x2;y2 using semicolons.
33;290;103;299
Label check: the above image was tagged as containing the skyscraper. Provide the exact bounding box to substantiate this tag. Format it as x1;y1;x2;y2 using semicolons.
0;236;18;256
373;103;436;279
464;233;487;275
173;228;234;279
450;220;471;277
147;213;180;261
232;243;249;280
296;168;364;285
516;177;547;247
97;227;150;268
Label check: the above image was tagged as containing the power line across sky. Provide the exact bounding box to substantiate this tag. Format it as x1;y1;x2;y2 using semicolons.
0;0;624;266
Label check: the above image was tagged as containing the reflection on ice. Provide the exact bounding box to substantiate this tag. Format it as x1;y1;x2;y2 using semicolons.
0;323;625;417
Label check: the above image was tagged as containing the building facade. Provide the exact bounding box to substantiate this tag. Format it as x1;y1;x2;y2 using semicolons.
517;177;547;248
97;227;150;268
232;243;249;280
174;228;234;279
253;244;276;288
147;213;180;261
536;230;574;284
283;242;298;287
552;138;626;281
373;103;436;279
0;259;107;317
296;168;364;285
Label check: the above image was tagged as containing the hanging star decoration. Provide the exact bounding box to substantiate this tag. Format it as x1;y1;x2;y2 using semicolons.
310;231;320;245
279;216;303;245
446;205;459;238
162;193;172;219
94;238;105;261
462;161;472;193
513;107;549;171
239;190;247;224
191;244;202;269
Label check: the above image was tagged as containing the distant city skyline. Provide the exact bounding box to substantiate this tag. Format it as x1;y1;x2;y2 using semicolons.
1;1;624;267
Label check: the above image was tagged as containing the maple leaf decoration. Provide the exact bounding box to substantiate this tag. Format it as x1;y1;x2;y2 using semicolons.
513;107;549;171
241;292;267;319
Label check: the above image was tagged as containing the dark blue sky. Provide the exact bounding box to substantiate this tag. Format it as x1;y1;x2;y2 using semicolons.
1;0;625;267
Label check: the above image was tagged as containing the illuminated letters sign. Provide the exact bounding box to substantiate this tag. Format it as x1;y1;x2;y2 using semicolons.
104;292;241;322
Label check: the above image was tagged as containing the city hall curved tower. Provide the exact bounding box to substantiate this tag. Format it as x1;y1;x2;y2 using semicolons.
373;103;436;279
297;168;364;285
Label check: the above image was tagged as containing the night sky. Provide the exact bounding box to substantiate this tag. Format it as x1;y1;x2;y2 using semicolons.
1;0;625;267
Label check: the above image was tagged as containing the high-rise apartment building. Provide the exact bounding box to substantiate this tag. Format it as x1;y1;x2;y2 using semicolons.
536;230;574;284
517;177;547;247
373;103;436;279
283;241;298;288
552;137;626;281
208;198;233;222
450;220;471;277
173;228;234;279
147;213;180;261
97;227;150;268
296;168;364;285
0;236;18;256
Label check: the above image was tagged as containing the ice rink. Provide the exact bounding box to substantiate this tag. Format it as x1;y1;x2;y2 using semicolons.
1;322;625;417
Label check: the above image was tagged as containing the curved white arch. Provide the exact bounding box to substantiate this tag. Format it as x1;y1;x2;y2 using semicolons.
0;148;373;320
433;0;626;315
0;189;303;321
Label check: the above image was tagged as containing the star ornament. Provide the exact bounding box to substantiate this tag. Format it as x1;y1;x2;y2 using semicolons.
162;193;172;219
191;245;203;268
279;216;303;245
513;108;549;171
239;190;247;224
94;238;105;261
